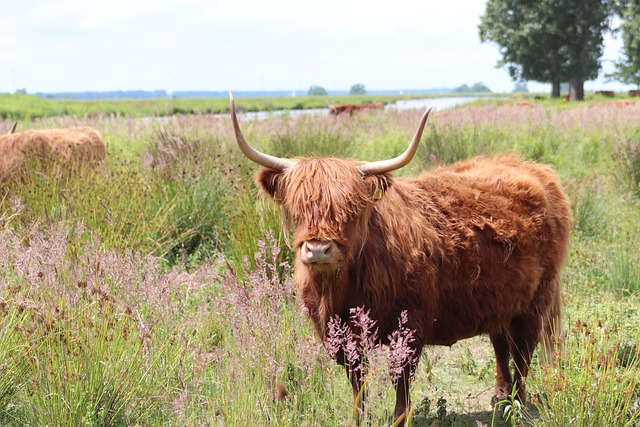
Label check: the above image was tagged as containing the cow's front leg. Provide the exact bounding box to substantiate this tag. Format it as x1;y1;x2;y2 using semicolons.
392;350;419;426
392;368;411;425
345;359;366;425
336;349;367;425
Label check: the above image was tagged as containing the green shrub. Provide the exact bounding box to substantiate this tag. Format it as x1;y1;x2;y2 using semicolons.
612;136;640;198
573;184;611;239
607;245;640;294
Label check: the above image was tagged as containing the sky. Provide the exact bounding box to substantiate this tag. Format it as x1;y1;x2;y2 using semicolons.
0;0;633;95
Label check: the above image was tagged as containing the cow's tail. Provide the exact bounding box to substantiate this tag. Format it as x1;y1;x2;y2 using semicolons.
540;276;563;365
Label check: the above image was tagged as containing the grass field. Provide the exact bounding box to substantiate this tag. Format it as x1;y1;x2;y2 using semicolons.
0;93;473;121
1;97;639;426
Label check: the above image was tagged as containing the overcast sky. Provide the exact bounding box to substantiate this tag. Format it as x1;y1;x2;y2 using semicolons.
0;0;631;94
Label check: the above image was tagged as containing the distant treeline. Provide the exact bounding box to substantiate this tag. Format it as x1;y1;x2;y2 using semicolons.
30;88;454;100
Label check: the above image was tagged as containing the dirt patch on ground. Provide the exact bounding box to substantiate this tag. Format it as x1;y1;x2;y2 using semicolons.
411;336;537;426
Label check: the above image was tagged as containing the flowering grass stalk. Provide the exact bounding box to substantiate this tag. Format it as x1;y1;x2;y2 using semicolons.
325;308;419;424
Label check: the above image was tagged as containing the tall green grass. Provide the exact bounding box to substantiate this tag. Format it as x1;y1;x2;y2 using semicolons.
25;302;178;426
532;316;640;426
0;308;30;425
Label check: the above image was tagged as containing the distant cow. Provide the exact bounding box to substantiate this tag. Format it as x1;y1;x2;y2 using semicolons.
596;90;615;97
230;94;572;424
502;101;536;108
602;99;636;107
629;90;640;97
329;102;384;116
0;127;107;181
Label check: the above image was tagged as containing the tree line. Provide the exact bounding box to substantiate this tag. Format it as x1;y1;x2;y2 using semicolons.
479;0;640;100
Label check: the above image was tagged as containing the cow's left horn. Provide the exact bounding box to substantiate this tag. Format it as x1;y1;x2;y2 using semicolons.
230;92;295;171
358;107;432;175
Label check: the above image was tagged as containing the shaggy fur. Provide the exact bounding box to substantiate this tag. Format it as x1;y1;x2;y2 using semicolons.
0;127;107;181
256;154;572;423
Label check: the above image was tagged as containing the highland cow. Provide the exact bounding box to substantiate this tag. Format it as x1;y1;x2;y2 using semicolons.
0;127;107;181
230;94;571;424
595;90;615;97
329;102;384;116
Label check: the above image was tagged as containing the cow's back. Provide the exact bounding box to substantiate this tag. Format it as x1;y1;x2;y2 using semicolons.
378;155;571;345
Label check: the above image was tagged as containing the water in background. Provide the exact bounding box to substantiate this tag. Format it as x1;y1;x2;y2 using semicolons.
391;96;475;111
243;96;476;120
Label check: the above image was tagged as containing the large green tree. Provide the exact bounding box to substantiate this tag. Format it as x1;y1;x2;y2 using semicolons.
609;0;640;89
307;86;328;96
479;0;614;100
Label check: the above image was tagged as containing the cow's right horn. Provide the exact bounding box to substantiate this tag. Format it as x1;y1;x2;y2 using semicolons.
230;92;295;171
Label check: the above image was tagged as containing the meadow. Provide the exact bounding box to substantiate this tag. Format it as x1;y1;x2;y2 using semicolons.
0;97;639;426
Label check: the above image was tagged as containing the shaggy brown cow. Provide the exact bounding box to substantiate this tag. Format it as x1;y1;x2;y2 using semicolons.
596;90;615;97
502;101;536;108
329;102;384;116
230;94;571;424
0;127;107;181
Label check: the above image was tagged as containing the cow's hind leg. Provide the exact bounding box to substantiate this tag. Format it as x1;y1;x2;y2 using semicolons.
508;315;541;403
490;331;513;402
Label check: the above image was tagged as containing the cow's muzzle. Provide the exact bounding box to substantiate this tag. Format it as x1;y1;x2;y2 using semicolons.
300;240;338;264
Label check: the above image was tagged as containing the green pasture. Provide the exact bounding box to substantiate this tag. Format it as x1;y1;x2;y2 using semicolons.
2;91;626;121
1;98;639;426
0;93;471;121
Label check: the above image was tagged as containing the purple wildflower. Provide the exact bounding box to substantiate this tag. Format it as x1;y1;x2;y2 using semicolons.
325;307;417;380
387;310;418;380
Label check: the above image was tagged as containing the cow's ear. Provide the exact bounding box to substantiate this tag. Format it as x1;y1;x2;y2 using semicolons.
364;173;392;201
256;168;284;201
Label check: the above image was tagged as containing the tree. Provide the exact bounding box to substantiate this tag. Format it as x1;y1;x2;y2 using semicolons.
349;84;366;95
471;82;492;92
453;82;491;93
479;0;614;100
608;0;640;89
307;86;328;96
513;81;529;93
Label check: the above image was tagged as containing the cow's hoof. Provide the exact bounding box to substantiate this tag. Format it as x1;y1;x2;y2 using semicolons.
491;388;510;407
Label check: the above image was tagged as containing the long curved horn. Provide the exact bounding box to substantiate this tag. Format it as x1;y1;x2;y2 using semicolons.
9;122;18;134
358;107;432;175
229;92;295;171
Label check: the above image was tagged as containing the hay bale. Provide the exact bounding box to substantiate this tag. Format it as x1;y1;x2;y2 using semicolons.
0;127;107;181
